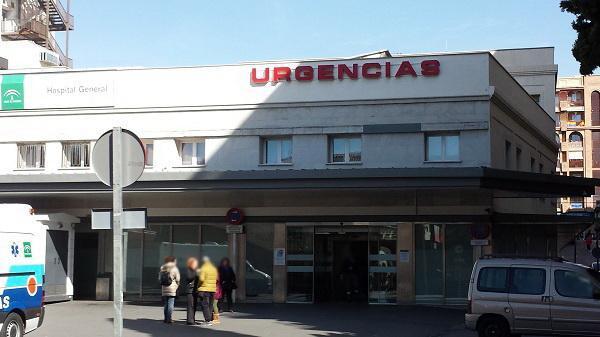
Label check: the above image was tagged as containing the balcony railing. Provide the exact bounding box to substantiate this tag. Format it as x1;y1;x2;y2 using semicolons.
1;19;47;41
569;141;584;148
46;31;72;67
569;159;584;168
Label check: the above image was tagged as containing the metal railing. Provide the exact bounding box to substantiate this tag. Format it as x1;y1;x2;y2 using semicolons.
46;31;72;67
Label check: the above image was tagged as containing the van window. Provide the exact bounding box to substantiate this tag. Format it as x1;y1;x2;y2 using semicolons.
555;270;600;299
510;268;546;295
477;267;509;293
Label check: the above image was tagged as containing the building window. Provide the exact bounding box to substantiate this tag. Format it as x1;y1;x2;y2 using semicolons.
329;135;362;163
505;141;512;169
143;142;154;167
568;112;584;126
592;91;600;126
17;143;45;169
180;140;205;166
425;133;459;162
539;163;544;174
530;157;536;172
62;142;90;168
531;94;541;103
262;137;292;164
515;147;522;170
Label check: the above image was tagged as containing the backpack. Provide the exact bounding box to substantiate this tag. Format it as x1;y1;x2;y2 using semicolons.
159;270;173;286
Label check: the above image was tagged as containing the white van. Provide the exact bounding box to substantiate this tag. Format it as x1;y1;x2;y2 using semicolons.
466;256;600;337
0;204;46;337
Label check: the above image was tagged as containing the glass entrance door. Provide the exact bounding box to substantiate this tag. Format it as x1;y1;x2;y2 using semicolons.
368;226;397;304
314;227;369;303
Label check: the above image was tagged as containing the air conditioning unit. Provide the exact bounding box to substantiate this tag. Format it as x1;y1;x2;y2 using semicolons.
40;51;59;66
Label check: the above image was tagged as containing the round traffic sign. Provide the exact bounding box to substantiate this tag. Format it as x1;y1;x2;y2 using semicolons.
92;129;145;188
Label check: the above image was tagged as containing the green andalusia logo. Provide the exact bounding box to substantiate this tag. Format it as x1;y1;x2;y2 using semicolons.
1;74;24;110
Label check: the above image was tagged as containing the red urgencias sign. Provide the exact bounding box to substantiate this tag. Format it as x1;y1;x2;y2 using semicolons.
250;60;440;84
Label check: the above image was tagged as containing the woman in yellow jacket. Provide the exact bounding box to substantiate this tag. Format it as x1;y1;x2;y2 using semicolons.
197;256;218;326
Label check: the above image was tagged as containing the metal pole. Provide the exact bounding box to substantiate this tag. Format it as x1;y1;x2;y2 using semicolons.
112;127;123;337
231;232;237;303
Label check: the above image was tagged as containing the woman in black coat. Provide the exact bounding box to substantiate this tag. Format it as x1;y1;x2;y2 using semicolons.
184;257;199;325
218;257;236;312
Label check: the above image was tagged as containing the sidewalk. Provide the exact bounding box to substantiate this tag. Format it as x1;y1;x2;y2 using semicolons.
30;301;475;337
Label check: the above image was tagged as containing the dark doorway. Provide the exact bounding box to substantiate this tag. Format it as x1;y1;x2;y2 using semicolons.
314;230;368;303
45;230;69;302
73;232;99;300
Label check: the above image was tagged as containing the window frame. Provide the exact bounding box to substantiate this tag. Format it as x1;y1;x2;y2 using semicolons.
509;267;547;295
261;137;293;165
16;143;46;169
554;269;600;299
143;141;154;168
61;141;91;168
328;135;362;164
179;139;206;167
477;267;510;293
425;133;460;162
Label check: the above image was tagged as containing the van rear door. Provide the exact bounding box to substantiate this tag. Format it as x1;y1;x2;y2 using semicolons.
507;265;551;334
550;266;600;335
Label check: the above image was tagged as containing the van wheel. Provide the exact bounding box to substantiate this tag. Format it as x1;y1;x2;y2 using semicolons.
1;313;24;337
477;317;510;337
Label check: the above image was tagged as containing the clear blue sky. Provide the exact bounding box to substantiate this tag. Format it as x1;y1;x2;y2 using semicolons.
62;0;586;76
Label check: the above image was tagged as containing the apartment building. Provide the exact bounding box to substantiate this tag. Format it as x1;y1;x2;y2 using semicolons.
556;75;600;212
0;0;73;69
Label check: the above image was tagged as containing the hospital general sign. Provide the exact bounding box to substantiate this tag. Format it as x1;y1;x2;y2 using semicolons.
250;59;440;84
1;73;113;111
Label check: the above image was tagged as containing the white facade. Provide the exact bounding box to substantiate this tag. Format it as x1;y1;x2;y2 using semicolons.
0;49;557;183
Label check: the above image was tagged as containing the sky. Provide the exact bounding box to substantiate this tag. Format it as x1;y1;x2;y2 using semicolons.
60;0;588;76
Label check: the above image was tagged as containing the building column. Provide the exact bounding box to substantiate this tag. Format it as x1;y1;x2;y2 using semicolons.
231;232;246;302
272;223;287;303
397;223;415;304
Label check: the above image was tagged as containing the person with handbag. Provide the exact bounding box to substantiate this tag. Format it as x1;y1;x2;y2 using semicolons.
212;275;222;324
218;257;236;312
158;256;180;324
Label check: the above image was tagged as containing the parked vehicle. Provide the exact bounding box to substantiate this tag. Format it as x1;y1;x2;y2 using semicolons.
466;256;600;337
0;204;47;337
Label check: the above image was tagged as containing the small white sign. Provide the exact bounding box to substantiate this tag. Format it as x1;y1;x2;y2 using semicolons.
399;250;410;263
471;239;490;246
92;208;147;230
274;248;286;266
226;225;244;234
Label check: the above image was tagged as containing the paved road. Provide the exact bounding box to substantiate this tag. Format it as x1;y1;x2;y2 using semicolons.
29;301;476;337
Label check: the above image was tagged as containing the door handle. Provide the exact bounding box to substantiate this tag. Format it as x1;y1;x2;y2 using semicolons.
541;296;553;303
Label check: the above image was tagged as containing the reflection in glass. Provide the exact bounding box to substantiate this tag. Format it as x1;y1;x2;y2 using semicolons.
444;224;472;303
287;226;314;302
172;225;200;272
349;138;362;162
368;226;397;304
125;230;143;295
142;225;171;296
415;224;443;304
281;139;292;163
201;224;228;264
332;138;345;162
245;224;274;302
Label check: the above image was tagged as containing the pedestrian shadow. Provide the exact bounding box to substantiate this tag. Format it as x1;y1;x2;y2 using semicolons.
122;318;256;337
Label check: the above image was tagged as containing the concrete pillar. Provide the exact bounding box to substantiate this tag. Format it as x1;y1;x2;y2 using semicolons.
235;233;246;302
397;223;415;304
272;223;287;303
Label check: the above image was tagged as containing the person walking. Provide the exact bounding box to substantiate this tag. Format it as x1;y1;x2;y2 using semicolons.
218;257;236;312
184;257;199;325
197;256;218;326
159;256;180;324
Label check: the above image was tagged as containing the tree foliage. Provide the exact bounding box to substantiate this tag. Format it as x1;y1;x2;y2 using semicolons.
560;0;600;75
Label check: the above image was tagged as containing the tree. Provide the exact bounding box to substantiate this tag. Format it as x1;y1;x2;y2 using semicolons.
560;0;600;75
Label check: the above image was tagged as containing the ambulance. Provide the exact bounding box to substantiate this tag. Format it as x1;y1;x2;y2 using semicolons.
0;204;46;337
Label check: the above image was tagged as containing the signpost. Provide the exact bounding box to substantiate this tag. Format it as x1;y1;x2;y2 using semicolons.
92;128;144;337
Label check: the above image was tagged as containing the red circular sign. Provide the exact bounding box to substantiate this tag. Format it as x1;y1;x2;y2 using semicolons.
226;208;245;225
